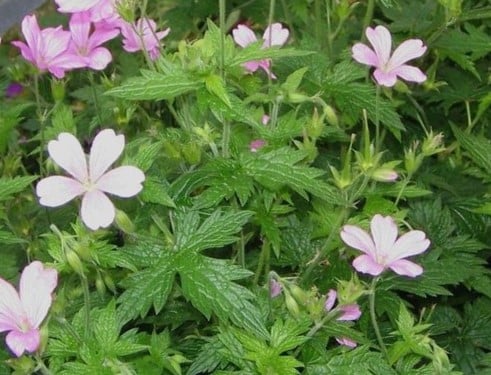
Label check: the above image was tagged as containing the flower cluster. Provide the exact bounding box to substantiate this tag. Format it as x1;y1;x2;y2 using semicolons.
12;0;170;78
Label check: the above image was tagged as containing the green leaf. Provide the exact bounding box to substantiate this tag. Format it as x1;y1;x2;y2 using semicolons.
106;71;202;100
0;229;27;245
176;253;268;338
118;253;176;323
93;300;119;348
451;123;491;174
141;178;176;208
175;209;253;253
231;45;313;67
205;74;231;107
0;176;37;201
282;67;309;93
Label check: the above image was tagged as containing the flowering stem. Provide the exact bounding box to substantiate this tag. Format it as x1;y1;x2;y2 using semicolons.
80;274;91;340
34;74;46;176
362;0;375;36
254;241;271;285
369;277;389;359
219;0;231;158
374;85;381;153
88;72;103;127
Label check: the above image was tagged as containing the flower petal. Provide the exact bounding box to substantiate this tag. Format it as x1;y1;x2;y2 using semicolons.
373;68;398;87
389;230;430;261
370;215;398;258
36;176;85;207
324;289;337;312
352;254;385;276
392;65;427;84
89;129;125;182
340;225;376;255
48;133;88;181
6;329;40;357
80;190;115;230
352;43;379;67
232;25;257;48
336;337;357;348
95;166;145;197
388;259;423;277
262;23;289;47
19;262;58;328
338;304;362;321
55;0;100;12
365;26;392;65
389;39;426;69
0;279;23;333
87;47;113;70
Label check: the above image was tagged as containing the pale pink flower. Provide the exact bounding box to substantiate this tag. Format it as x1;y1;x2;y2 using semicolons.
324;289;361;321
262;115;270;125
336;337;357;348
120;18;170;60
36;129;145;230
232;23;289;79
250;139;266;152
341;214;430;277
67;12;119;70
0;262;58;357
89;0;122;31
352;25;427;87
270;279;282;298
11;15;84;79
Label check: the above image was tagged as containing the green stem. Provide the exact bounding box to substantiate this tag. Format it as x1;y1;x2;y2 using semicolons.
314;0;323;48
362;0;375;35
465;100;473;131
35;355;53;375
369;277;389;359
325;0;333;61
394;173;412;207
80;274;91;340
219;0;231;158
253;241;270;285
374;85;381;153
89;72;103;127
34;74;46;177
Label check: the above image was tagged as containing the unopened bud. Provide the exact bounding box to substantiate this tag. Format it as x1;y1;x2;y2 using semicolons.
65;249;84;275
404;144;424;174
330;165;351;189
182;142;202;165
337;275;366;304
51;79;65;102
103;273;116;293
306;108;325;138
288;93;311;103
371;167;398;182
323;105;339;127
422;131;445;156
284;291;300;317
115;209;135;234
96;273;106;296
289;284;309;305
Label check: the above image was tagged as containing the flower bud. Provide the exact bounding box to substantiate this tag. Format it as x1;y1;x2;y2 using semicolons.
270;279;282;298
330;165;352;189
65;249;84;275
182;142;202;165
323;105;339;127
116;0;136;23
371;167;398;182
306;108;325;139
422;131;445;156
337;275;365;304
288;93;311;103
404;143;424;174
250;139;266;152
51;78;65;102
96;272;107;297
289;284;309;305
103;272;117;293
115;209;135;234
284;291;301;317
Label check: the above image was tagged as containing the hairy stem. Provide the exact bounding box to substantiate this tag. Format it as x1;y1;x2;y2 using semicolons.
362;0;376;35
369;277;389;359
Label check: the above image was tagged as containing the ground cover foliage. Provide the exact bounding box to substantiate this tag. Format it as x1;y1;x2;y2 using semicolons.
0;0;491;374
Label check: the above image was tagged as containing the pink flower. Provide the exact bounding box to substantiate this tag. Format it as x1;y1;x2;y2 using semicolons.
232;23;289;79
336;337;357;348
11;15;84;79
250;139;266;152
324;289;361;321
352;25;427;87
120;18;170;60
261;115;270;125
341;214;430;277
36;129;145;230
0;262;57;357
270;279;282;298
67;12;119;70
